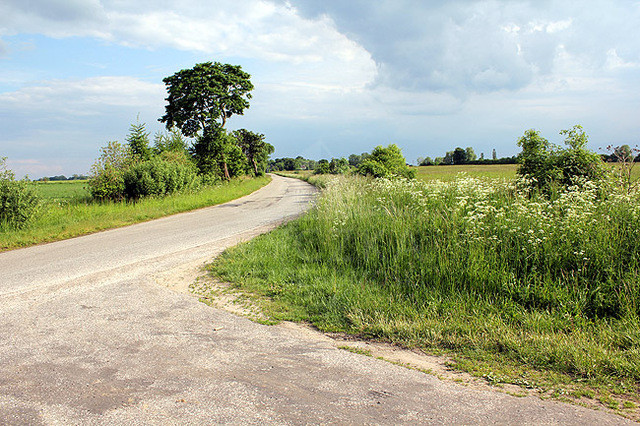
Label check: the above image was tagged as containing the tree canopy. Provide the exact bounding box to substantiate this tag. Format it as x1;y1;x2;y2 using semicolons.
159;62;254;136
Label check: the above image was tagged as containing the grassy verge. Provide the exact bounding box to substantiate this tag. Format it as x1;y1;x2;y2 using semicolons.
1;176;270;251
206;174;640;416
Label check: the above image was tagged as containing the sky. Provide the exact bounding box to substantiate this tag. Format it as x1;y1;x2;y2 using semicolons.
0;0;639;178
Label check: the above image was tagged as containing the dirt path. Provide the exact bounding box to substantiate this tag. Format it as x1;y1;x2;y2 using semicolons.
0;175;632;424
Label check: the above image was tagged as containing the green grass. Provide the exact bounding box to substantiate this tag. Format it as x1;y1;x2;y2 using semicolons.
31;180;91;203
413;162;640;183
412;164;518;181
1;176;271;251
205;174;640;410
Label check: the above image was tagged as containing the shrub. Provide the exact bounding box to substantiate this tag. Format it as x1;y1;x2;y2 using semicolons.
517;125;606;194
88;141;133;201
314;159;331;175
314;158;350;175
0;157;39;229
356;144;415;179
123;152;199;199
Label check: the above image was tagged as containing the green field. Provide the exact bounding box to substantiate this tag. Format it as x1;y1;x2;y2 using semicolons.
412;164;518;181
32;180;91;203
205;170;640;416
1;176;271;251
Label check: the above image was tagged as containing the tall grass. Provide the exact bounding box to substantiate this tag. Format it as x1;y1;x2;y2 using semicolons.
211;174;640;389
1;176;270;251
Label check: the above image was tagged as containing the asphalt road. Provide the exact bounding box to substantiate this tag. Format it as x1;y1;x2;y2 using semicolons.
0;175;632;425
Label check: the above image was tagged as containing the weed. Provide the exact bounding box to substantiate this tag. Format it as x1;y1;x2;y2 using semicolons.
338;346;373;357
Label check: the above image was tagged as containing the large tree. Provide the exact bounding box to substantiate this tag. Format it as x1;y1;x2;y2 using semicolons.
160;62;254;134
159;62;254;178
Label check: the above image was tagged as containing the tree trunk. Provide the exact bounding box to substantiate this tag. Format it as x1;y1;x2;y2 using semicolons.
223;161;230;179
252;158;258;175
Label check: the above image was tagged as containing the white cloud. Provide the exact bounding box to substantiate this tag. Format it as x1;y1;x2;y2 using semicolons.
0;0;376;92
606;49;640;70
545;19;572;34
287;0;640;97
0;77;164;115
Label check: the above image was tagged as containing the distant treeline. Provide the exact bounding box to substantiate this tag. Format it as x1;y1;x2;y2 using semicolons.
418;147;516;166
268;153;372;172
419;144;640;167
35;174;89;182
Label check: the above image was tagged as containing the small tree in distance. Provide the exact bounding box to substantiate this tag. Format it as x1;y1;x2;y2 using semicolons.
357;144;415;179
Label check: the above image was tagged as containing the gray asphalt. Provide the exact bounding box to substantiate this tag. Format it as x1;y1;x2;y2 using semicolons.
0;174;632;425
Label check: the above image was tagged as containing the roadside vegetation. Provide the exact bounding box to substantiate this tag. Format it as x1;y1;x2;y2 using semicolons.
206;126;640;414
0;61;274;250
1;176;269;251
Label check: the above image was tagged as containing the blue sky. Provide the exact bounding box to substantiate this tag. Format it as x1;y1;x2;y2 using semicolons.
1;0;639;178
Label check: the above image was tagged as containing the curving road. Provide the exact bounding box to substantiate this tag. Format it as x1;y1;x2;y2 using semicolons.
0;175;631;424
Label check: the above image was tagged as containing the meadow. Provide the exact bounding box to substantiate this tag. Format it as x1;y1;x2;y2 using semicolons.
209;165;640;413
413;163;518;180
0;176;270;251
32;180;91;203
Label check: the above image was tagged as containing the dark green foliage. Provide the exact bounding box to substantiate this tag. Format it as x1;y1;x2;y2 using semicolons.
269;157;315;171
314;158;350;175
36;174;88;182
452;147;467;165
122;152;199;199
356;144;415;179
348;153;370;167
314;159;330;174
232;129;274;176
191;127;247;179
517;125;606;193
126;119;152;161
443;150;454;165
160;61;253;135
0;157;39;229
419;156;434;166
160;62;255;178
329;158;349;174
